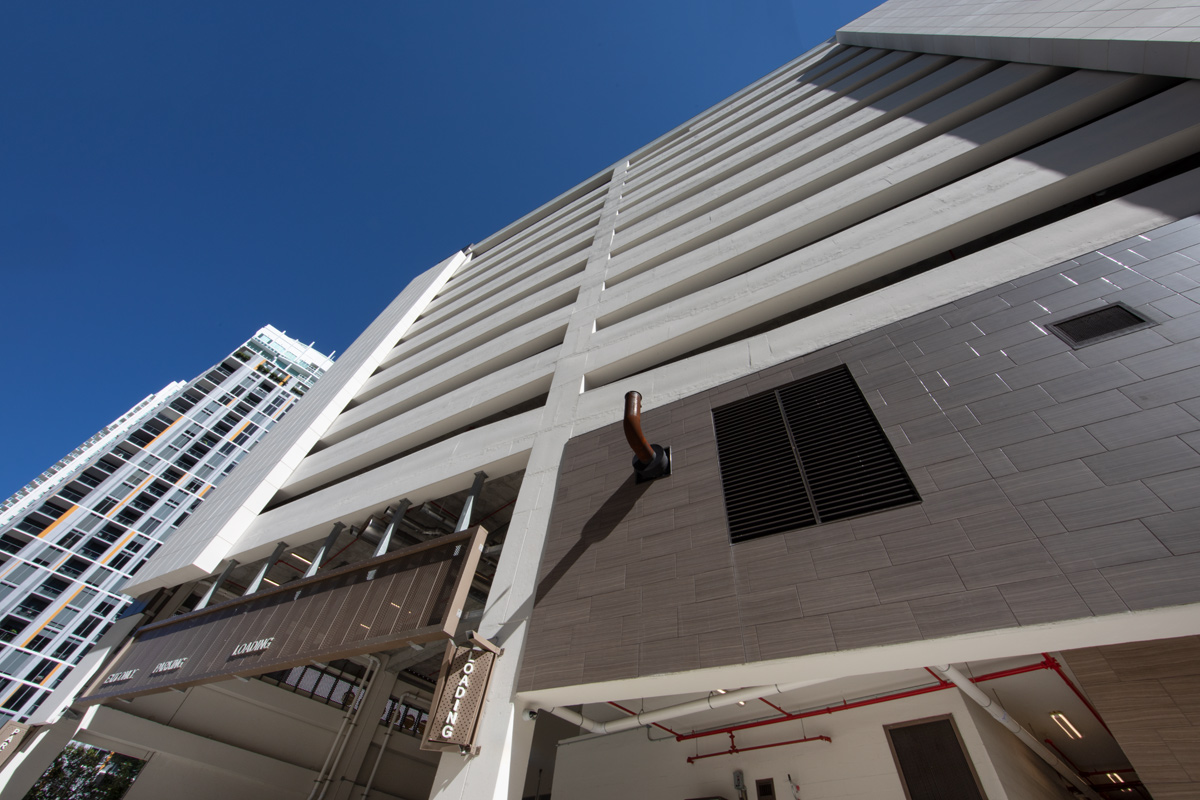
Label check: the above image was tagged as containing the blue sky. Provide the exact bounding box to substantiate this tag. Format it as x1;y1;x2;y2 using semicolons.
1;0;880;498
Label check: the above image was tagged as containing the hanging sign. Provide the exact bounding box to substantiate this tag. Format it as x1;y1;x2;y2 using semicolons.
79;526;487;704
422;635;500;754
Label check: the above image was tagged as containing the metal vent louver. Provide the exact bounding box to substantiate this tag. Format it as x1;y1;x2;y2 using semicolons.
1049;304;1149;347
712;365;919;544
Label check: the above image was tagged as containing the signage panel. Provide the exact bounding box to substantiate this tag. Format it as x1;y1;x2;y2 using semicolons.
422;639;499;754
80;526;487;703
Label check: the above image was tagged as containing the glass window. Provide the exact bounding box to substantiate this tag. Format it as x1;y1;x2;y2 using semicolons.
45;606;79;631
76;513;102;532
73;616;103;638
52;640;78;660
38;577;71;597
0;616;26;642
14;596;51;619
27;634;52;653
58;557;91;579
69;588;98;609
7;563;36;586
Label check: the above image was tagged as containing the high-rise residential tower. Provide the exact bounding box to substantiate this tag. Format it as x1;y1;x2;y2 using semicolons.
0;326;332;723
5;2;1200;798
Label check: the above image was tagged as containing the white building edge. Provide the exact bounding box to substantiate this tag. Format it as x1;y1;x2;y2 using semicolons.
5;1;1200;797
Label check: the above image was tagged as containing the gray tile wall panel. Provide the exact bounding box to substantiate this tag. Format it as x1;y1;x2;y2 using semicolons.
522;214;1200;690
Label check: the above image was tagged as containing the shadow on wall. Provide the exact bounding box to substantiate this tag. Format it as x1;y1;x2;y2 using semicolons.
535;474;649;605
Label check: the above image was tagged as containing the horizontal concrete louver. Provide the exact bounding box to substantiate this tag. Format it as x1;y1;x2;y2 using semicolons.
579;52;1199;389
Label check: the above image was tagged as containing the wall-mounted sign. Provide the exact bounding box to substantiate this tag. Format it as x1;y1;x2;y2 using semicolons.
79;527;487;704
422;635;500;754
0;721;31;768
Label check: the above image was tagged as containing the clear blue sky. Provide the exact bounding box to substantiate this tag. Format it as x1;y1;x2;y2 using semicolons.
1;0;880;498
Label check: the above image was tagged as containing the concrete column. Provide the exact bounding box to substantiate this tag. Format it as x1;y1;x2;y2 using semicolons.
0;710;88;796
325;654;397;800
427;160;629;800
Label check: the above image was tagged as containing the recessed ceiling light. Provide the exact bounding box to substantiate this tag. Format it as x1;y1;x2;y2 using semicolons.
1050;711;1082;739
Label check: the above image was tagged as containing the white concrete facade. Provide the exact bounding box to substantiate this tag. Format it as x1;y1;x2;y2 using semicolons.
10;2;1200;798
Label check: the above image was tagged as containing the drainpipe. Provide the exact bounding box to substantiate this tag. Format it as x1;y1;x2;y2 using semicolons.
534;678;824;735
308;690;357;800
360;702;398;799
623;392;669;481
929;664;1103;800
309;655;381;800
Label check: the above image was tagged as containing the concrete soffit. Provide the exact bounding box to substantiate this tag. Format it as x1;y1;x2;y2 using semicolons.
837;6;1200;81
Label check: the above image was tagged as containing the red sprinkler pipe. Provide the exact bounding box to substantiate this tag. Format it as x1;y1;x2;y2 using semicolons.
1042;653;1113;736
760;697;788;715
675;656;1057;742
687;732;831;764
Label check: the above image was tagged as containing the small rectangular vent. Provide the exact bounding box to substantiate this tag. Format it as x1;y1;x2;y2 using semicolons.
712;365;919;544
1049;303;1150;347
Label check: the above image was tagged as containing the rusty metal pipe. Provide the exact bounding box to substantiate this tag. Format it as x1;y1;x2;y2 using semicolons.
623;391;670;481
623;392;655;464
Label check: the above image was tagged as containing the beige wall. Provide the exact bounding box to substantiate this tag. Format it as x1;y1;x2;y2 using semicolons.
1065;635;1200;799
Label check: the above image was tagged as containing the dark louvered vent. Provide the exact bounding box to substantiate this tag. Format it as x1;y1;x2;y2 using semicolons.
1049;303;1150;347
712;365;919;544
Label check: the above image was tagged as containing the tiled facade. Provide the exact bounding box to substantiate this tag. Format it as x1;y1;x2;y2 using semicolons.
523;214;1200;691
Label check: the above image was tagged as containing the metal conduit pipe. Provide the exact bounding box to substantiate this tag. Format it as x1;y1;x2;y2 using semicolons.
534;679;825;735
360;703;398;800
930;664;1103;800
310;655;382;800
309;691;357;800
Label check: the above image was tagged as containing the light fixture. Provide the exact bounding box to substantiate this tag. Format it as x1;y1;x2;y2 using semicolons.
289;553;312;565
262;578;278;587
737;700;746;706
716;689;727;695
1050;711;1082;739
1106;773;1124;784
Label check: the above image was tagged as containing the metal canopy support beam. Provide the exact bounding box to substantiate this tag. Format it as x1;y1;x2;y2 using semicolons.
244;541;289;595
374;500;411;558
306;523;346;578
455;472;487;533
195;559;239;610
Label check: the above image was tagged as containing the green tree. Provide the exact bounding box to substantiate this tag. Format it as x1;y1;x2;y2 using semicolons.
23;741;144;800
